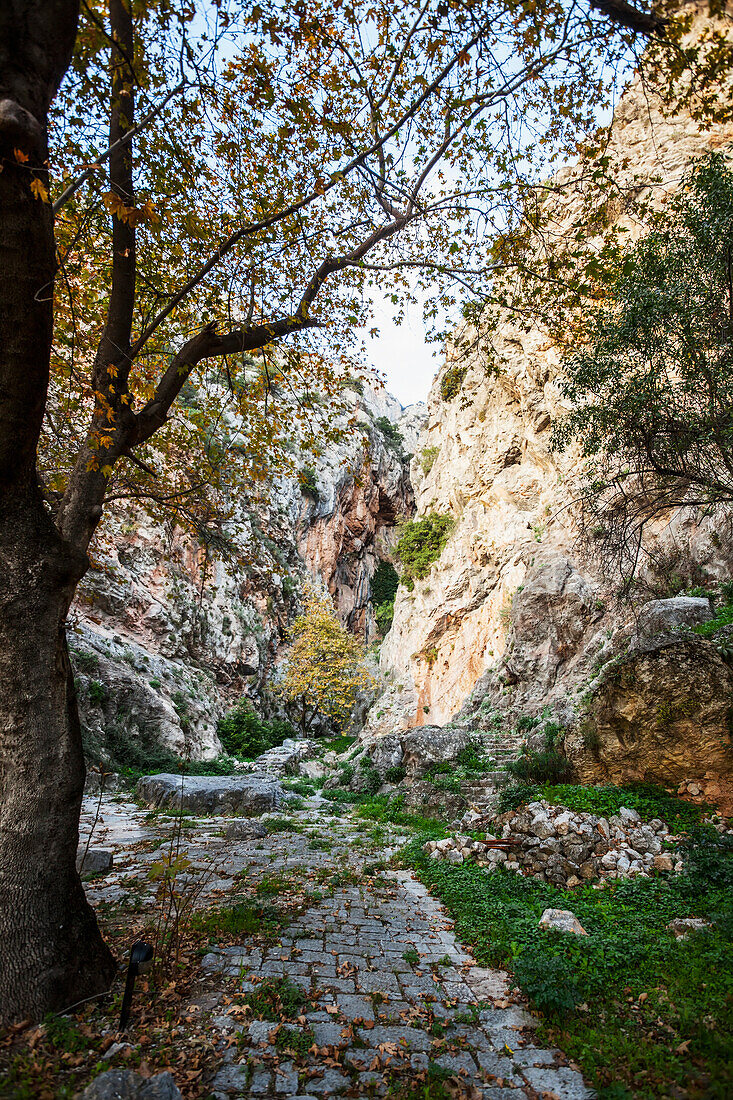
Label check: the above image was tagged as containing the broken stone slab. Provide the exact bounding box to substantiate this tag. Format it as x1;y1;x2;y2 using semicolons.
76;848;114;875
224;819;268;840
667;917;711;939
135;773;283;815
538;908;588;935
78;1069;183;1100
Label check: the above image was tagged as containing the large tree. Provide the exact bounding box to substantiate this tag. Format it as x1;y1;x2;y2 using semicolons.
0;0;686;1024
554;153;733;586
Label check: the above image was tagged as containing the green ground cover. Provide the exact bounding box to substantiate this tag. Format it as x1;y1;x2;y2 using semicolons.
405;808;733;1099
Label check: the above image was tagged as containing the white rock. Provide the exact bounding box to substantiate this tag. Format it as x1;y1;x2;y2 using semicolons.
538;908;588;935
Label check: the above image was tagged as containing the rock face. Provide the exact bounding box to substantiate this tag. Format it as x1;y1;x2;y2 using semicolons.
565;635;733;807
135;773;284;815
73;386;422;763
373;14;733;749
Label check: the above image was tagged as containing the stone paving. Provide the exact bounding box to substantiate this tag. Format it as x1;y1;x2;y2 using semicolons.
81;794;593;1099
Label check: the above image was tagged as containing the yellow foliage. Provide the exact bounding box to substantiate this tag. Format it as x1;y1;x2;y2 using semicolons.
279;590;372;734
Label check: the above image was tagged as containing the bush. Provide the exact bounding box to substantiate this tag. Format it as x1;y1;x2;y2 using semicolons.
375;415;405;457
371;560;399;605
419;445;439;475
217;699;296;759
298;466;320;501
440;364;468;401
375;599;395;634
507;720;572;783
395;512;454;590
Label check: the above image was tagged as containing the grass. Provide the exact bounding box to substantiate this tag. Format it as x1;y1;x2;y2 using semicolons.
244;977;310;1021
498;781;713;831
191;900;287;940
406;825;733;1098
275;1024;316;1056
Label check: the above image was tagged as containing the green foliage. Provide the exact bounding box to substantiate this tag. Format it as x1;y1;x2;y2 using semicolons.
554;155;733;580
440;364;468;401
243;977;309;1021
499;781;710;832
693;599;733;637
217;698;296;759
395;512;454;590
402;947;420;966
372;560;399;634
375;415;405;457
324;734;357;754
407;828;733;1098
275;1025;316;1056
86;680;107;705
418;445;440;475
298;466;320;501
507;721;572;783
358;757;383;795
371;560;399;605
385;765;406;784
191;901;285;940
375;598;395;634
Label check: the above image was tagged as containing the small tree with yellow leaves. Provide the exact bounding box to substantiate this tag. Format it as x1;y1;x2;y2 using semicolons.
280;592;372;736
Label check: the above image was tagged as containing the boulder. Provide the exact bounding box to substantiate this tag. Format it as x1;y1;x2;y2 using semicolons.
565;635;733;811
398;726;471;779
135;773;283;816
401;779;467;820
78;1069;182;1099
538;908;588;936
76;848;114;875
636;597;712;636
667;917;711;939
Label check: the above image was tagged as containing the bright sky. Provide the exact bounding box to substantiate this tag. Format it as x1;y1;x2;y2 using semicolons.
357;288;444;408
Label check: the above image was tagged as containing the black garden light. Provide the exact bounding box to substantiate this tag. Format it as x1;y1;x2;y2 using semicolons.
118;940;154;1032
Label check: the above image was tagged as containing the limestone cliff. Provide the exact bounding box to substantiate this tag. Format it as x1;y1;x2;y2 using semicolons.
73;387;423;763
374;21;733;746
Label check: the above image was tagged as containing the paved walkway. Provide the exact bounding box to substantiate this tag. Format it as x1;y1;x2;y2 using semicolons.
82;795;592;1099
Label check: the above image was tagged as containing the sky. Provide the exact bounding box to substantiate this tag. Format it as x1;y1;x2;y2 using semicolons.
357;287;444;409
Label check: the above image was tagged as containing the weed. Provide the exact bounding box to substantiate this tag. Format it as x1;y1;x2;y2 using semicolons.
402;947;420;966
275;1025;316;1056
244;977;309;1021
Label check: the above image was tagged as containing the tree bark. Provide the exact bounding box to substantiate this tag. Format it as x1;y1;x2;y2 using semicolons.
0;492;116;1022
0;0;115;1024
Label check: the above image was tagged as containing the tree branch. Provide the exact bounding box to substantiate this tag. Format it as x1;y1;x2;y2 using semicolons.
52;81;184;213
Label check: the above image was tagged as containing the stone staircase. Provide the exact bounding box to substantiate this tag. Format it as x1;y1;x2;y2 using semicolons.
460;731;528;815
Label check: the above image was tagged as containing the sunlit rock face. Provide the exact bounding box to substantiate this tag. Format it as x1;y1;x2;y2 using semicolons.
375;18;733;734
72;387;423;761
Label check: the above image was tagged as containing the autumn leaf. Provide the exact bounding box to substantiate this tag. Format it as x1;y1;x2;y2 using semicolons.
30;177;50;203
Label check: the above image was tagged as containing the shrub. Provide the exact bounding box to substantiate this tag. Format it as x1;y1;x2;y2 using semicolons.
507;720;572;783
298;466;320;501
419;445;440;475
395;512;454;590
375;599;395;635
217;699;296;759
375;415;405;457
371;560;399;605
440;364;468;401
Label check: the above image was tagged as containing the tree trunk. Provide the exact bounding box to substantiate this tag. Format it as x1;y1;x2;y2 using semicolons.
0;0;115;1025
0;490;116;1024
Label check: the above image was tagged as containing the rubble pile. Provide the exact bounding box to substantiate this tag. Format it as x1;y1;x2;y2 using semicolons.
423;800;683;886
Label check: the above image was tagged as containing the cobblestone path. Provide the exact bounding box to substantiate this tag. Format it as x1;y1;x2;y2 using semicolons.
83;795;593;1099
